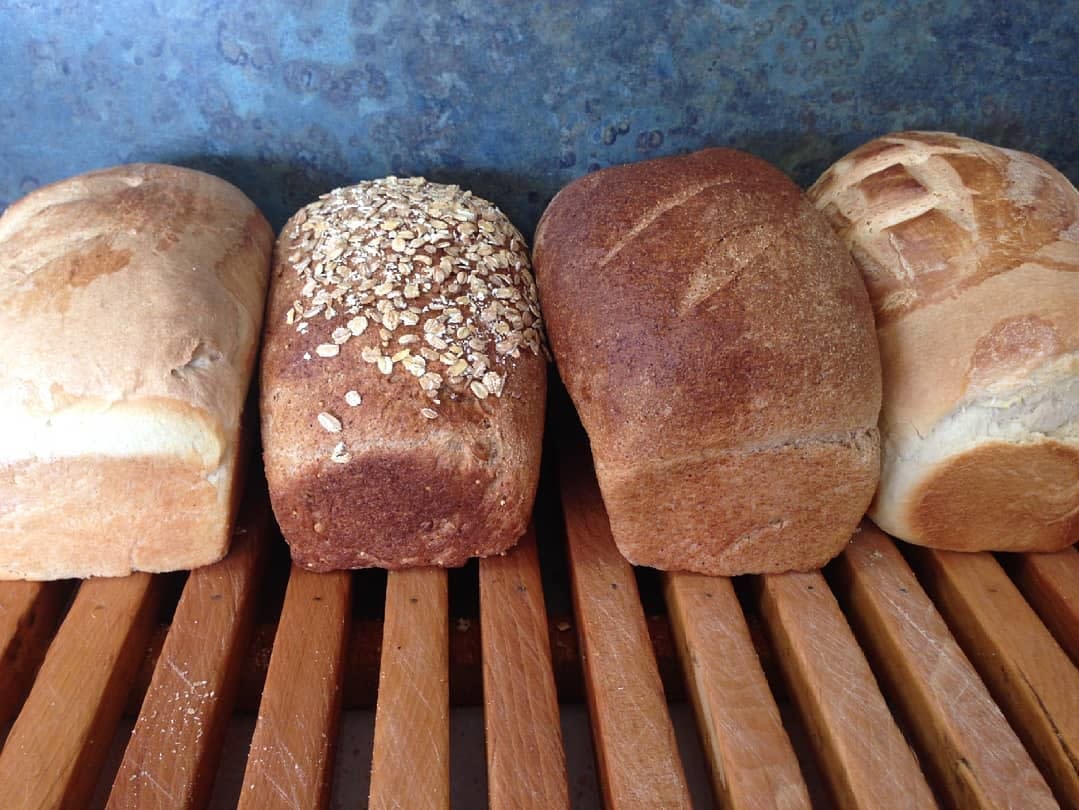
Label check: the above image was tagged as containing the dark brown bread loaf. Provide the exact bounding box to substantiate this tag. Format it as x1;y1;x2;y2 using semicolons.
809;131;1078;552
261;178;547;570
533;148;882;575
0;164;272;579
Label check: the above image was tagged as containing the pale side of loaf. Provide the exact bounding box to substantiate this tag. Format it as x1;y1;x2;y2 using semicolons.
260;178;547;570
809;131;1079;552
533;148;882;575
0;164;273;579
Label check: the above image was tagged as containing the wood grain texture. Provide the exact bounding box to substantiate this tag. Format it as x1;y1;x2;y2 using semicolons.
911;547;1079;809
0;580;70;730
665;571;810;809
833;526;1056;809
238;566;351;810
758;570;936;810
1012;547;1079;666
0;574;160;810
480;527;569;810
559;443;692;809
107;498;270;810
369;567;449;810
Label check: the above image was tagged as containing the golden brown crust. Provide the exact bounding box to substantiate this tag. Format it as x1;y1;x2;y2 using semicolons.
809;132;1079;552
0;450;240;579
596;430;880;575
810;132;1078;328
909;442;1079;552
533;148;882;575
260;178;546;569
0;164;272;579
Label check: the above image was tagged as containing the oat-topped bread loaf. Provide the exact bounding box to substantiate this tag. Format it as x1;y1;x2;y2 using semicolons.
533;148;882;575
810;132;1079;552
261;177;547;570
0;164;273;579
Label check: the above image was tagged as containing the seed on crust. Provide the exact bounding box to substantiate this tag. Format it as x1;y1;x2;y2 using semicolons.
344;390;362;406
482;371;504;397
284;177;551;435
403;355;427;377
318;412;342;433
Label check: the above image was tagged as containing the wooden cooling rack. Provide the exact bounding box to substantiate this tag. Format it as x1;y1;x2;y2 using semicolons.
0;435;1077;809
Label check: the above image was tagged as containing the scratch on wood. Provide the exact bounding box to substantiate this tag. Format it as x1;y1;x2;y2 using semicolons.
140;769;175;803
166;658;196;692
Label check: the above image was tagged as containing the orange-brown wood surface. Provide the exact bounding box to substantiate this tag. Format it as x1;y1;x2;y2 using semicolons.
238;566;351;810
559;446;692;810
107;501;269;810
0;580;70;730
369;567;449;810
0;574;160;810
480;527;569;810
758;570;936;810
833;526;1056;809
1012;547;1079;666
912;548;1079;809
665;572;810;809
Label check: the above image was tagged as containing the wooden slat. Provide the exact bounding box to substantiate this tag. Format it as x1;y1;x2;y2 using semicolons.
238;566;351;810
480;527;569;810
1011;547;1079;666
107;500;270;809
833;526;1056;808
559;444;692;809
665;572;810;809
0;580;70;729
758;570;936;809
369;567;449;809
912;547;1079;808
0;574;160;810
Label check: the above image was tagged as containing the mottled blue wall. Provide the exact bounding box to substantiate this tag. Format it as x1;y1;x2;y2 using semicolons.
1;1;1076;237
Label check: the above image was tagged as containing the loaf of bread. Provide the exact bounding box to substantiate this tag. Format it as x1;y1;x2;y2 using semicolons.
0;164;273;579
533;148;882;575
261;177;547;570
809;132;1079;551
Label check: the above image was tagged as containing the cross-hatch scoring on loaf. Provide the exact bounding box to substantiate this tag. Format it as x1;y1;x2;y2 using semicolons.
283;176;548;465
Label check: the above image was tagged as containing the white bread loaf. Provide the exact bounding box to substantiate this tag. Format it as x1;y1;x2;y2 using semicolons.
0;164;273;579
809;132;1078;551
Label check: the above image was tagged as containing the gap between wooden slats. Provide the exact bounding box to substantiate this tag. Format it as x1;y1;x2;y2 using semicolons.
238;566;351;810
0;573;160;810
1010;547;1079;667
480;527;569;810
0;579;71;732
757;568;937;810
368;567;449;809
106;498;270;809
559;442;692;809
665;571;811;809
831;525;1056;809
909;547;1079;809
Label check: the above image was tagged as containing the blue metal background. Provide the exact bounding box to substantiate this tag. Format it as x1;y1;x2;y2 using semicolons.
1;1;1076;237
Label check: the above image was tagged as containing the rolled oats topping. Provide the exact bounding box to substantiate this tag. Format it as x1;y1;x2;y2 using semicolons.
283;177;548;463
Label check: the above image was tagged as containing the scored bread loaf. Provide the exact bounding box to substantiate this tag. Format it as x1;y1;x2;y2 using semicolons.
809;131;1079;552
0;164;273;579
533;148;882;575
260;177;547;570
